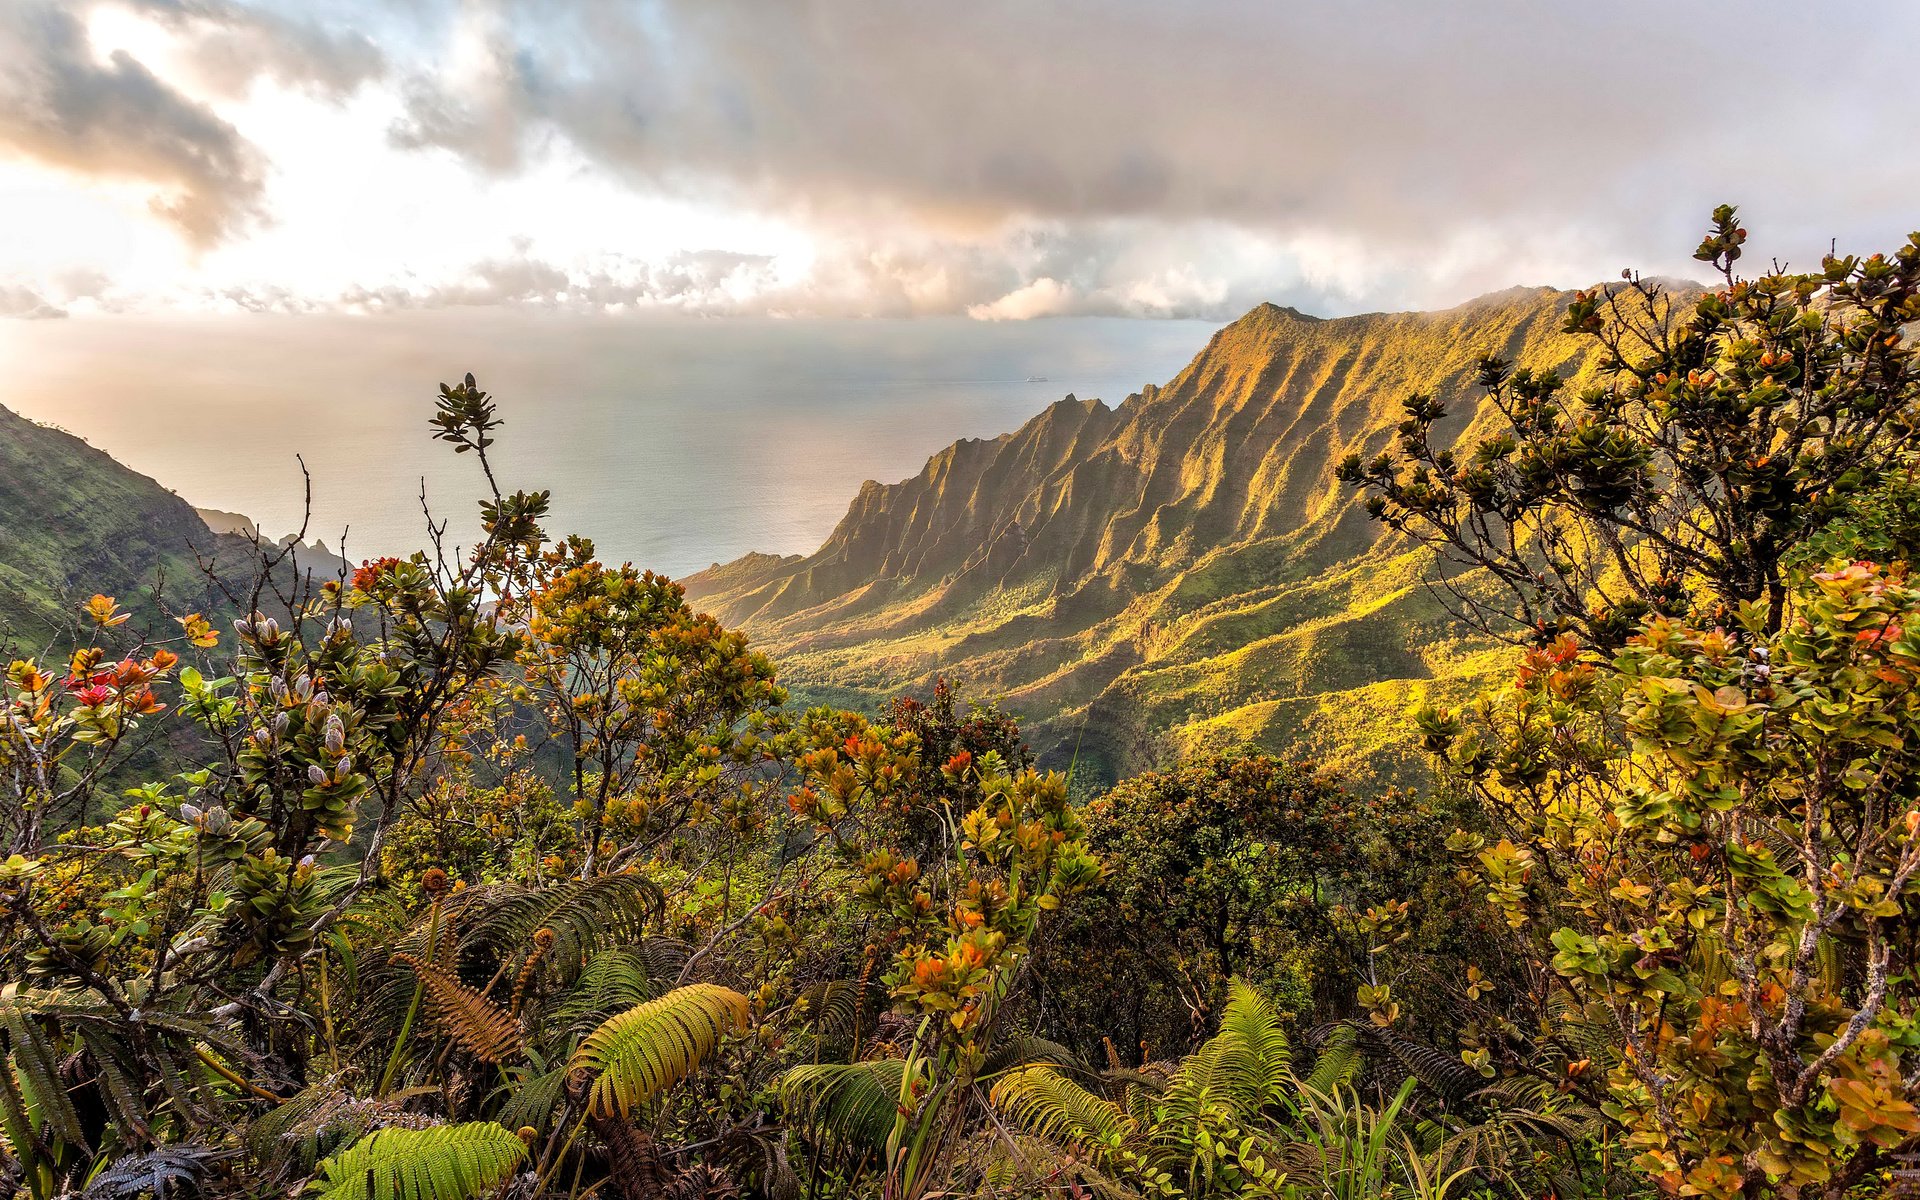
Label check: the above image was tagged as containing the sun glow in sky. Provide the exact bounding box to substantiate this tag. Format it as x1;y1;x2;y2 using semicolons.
4;1;1920;323
12;4;813;316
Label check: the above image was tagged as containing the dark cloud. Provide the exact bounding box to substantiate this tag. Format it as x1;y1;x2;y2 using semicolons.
383;0;1920;277
0;1;267;247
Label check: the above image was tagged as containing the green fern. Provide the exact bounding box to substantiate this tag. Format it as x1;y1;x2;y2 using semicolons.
779;1059;907;1152
549;946;660;1038
309;1122;526;1200
568;983;749;1118
462;876;663;983
248;1083;380;1181
1301;1024;1360;1094
1163;978;1294;1120
493;1061;569;1136
980;1035;1085;1079
789;977;885;1052
990;1066;1135;1148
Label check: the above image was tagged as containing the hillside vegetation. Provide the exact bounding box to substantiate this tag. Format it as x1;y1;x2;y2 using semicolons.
0;406;229;639
688;287;1614;783
0;405;343;647
4;211;1918;1199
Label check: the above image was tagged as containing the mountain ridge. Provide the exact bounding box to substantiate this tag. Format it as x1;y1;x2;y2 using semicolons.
686;285;1617;783
0;404;342;643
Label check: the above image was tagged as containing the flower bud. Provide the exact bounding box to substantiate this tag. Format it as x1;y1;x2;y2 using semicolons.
308;764;329;786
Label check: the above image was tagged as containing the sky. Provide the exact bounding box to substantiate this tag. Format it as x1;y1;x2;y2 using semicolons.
5;0;1920;325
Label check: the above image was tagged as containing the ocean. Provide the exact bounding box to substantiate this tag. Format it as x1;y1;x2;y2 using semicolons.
0;311;1215;577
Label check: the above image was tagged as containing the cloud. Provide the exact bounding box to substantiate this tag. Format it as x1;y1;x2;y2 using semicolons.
968;279;1076;321
127;0;386;99
0;1;267;247
7;1;1919;317
382;0;1920;275
326;246;782;313
311;226;1323;320
0;283;67;319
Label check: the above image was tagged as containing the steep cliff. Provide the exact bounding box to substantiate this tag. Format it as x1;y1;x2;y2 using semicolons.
687;287;1612;783
0;403;326;644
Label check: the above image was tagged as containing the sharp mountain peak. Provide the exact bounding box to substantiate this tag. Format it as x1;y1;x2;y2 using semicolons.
682;283;1622;782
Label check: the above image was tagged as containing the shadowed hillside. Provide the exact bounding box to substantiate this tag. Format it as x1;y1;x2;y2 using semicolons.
0;404;236;642
0;403;342;648
687;287;1617;784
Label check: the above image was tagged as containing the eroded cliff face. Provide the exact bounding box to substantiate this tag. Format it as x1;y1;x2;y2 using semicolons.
688;287;1608;783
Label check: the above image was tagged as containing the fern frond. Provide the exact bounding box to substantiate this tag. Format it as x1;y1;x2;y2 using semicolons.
1353;1022;1482;1105
569;984;749;1118
789;977;885;1049
966;1129;1136;1200
1165;980;1292;1119
1216;979;1292;1094
494;1062;569;1136
990;1065;1135;1149
1543;988;1619;1067
981;1035;1086;1079
248;1083;379;1179
81;1146;224;1199
462;875;663;983
1302;1023;1359;1094
779;1060;905;1151
0;1006;84;1148
310;1122;527;1200
664;1161;740;1200
1436;1104;1580;1177
549;946;659;1038
392;953;523;1063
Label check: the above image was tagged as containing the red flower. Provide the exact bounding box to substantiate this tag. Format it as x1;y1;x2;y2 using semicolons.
353;556;402;591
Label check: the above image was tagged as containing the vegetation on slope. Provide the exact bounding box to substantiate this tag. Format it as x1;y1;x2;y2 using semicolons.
686;287;1626;785
1;209;1916;1199
0;405;225;640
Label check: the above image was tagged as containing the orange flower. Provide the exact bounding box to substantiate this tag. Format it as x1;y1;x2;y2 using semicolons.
84;595;129;628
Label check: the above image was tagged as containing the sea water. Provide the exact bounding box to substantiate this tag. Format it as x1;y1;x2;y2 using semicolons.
0;311;1214;577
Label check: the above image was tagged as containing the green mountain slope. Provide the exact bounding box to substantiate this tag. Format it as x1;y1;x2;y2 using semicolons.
686;287;1613;784
0;404;229;642
0;402;343;655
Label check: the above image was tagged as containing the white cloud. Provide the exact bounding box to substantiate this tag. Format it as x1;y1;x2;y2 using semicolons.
968;277;1076;321
4;0;1918;321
